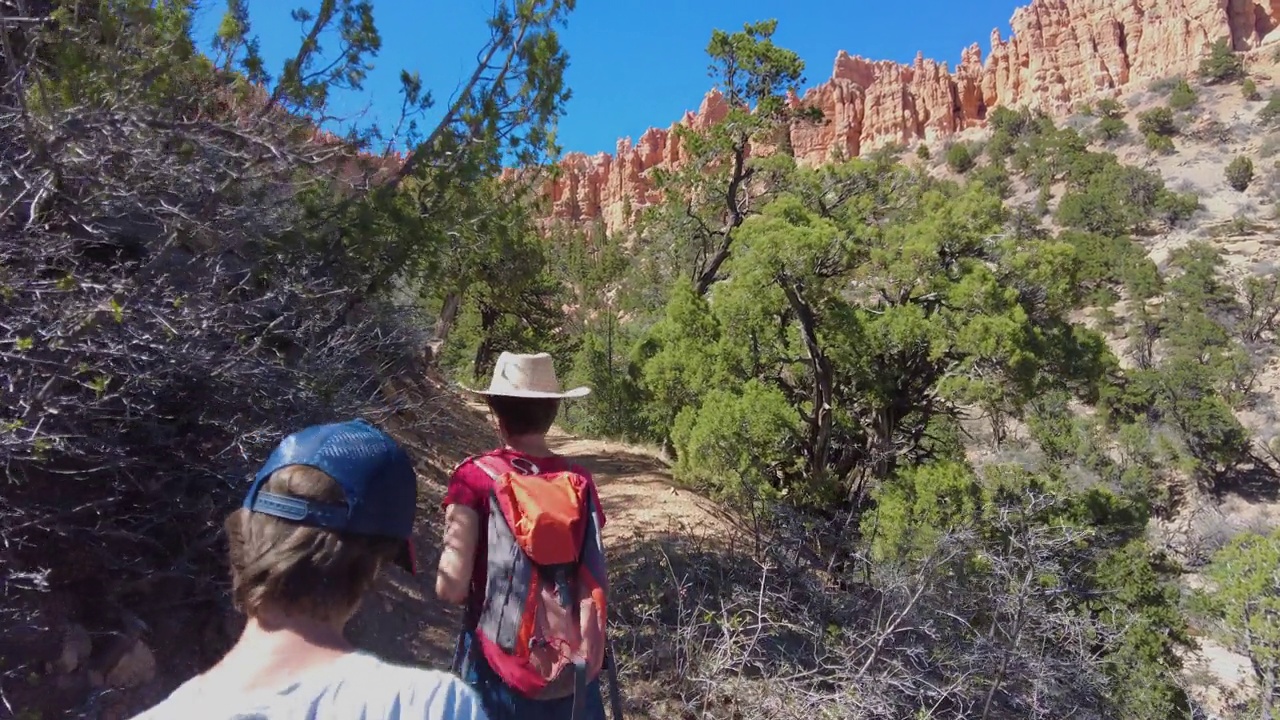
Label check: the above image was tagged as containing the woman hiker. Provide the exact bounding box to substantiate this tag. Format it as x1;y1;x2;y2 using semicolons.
435;351;613;720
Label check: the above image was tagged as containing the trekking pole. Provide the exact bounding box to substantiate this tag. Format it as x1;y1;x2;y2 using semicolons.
450;631;466;676
604;639;624;720
572;658;587;720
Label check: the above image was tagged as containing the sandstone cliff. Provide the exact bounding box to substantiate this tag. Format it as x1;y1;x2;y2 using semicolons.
538;0;1280;233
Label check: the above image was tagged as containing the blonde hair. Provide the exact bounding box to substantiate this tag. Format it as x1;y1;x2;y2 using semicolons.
225;465;401;623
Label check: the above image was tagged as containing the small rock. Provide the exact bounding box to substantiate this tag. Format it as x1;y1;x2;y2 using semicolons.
55;623;93;674
104;639;156;689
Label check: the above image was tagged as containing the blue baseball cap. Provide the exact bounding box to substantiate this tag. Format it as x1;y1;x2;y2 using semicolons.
243;418;418;573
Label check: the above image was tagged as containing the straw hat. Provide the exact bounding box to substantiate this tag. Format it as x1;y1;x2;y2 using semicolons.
467;351;590;399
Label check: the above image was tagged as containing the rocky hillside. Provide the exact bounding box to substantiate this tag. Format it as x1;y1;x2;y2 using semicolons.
536;0;1280;233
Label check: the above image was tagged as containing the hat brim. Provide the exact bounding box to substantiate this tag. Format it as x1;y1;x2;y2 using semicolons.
465;386;591;399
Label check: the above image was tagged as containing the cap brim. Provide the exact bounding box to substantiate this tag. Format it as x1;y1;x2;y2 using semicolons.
465;386;591;399
394;540;417;574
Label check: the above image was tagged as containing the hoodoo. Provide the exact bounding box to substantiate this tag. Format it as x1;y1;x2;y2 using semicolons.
535;0;1280;233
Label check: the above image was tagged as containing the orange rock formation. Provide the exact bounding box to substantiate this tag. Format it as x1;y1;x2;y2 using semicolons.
536;0;1280;233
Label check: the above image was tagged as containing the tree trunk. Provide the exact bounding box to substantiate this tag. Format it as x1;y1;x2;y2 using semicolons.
693;136;753;296
472;303;501;380
435;292;462;343
419;292;464;369
780;278;835;486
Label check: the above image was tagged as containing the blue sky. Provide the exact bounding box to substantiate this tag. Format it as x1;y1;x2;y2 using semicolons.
190;0;1018;157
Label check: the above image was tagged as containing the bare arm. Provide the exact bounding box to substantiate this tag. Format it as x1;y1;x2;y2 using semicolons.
435;504;481;605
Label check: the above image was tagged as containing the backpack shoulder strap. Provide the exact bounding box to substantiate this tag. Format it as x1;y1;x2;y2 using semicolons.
471;454;506;481
449;455;477;475
475;452;543;479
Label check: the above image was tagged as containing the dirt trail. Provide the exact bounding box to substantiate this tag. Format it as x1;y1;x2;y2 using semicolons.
548;427;735;543
346;390;730;671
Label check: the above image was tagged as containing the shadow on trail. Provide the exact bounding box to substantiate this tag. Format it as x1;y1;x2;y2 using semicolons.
1211;462;1280;505
346;532;462;670
348;380;488;670
564;449;669;483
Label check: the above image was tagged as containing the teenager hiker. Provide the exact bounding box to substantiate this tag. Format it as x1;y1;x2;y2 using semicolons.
435;351;624;720
132;418;488;720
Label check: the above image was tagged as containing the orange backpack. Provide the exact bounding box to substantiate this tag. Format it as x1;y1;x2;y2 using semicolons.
469;455;610;705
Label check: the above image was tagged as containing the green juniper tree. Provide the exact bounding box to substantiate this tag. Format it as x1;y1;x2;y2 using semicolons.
1196;530;1280;719
645;19;818;296
642;162;1113;508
